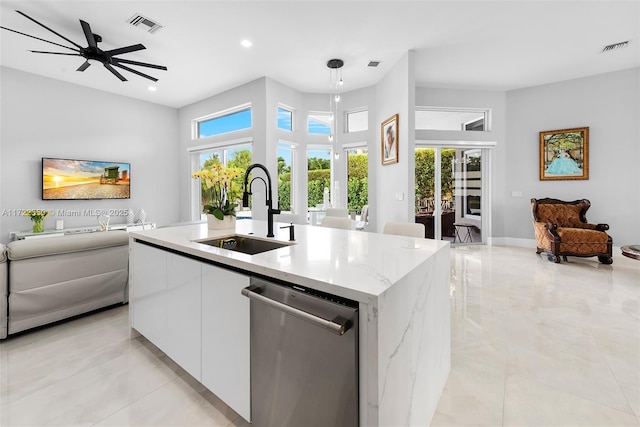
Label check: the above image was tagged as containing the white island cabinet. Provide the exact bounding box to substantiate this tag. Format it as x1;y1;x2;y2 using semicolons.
129;220;451;427
201;264;250;421
166;251;202;380
130;242;202;380
130;242;168;351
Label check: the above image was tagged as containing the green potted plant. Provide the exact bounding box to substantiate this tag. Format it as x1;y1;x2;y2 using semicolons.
192;164;242;230
23;209;50;233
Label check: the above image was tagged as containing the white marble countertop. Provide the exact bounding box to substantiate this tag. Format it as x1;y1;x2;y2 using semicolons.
129;220;449;303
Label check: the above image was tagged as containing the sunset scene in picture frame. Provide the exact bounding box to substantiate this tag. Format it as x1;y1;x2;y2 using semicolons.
42;158;130;200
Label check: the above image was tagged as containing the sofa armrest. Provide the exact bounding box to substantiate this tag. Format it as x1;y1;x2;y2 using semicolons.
7;230;129;261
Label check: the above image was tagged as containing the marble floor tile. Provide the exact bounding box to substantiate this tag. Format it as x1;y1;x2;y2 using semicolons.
0;245;638;426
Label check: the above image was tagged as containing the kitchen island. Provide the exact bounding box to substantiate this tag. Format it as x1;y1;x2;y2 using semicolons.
128;220;450;426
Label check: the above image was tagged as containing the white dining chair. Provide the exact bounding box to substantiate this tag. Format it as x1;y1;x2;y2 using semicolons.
355;205;369;231
382;222;425;238
325;208;349;217
320;216;356;230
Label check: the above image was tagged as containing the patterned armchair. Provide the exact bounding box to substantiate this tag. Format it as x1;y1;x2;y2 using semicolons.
531;198;613;264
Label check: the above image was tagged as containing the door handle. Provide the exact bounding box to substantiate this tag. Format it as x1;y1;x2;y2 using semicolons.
241;286;351;335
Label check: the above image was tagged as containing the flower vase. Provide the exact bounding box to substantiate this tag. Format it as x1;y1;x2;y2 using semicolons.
207;214;236;230
137;208;147;224
32;218;43;233
126;209;135;224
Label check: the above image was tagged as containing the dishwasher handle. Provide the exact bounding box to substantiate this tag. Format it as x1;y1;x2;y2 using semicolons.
242;286;351;335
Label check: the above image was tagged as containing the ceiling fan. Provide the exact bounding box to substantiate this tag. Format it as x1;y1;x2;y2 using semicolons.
0;10;167;82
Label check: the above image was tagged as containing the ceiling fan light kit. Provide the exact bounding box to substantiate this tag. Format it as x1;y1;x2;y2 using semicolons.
0;10;167;82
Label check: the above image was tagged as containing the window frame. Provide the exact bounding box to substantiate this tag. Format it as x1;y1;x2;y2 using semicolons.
193;103;253;139
277;141;297;213
306;145;334;209
307;111;333;135
343;141;368;214
188;138;253;221
415;106;491;132
345;108;369;133
277;105;294;132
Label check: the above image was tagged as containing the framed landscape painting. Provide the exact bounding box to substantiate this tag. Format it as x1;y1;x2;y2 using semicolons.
539;127;589;181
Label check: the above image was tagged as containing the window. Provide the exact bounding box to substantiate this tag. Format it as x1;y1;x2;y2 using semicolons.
307;112;332;135
193;144;253;219
346;109;368;133
307;147;332;208
277;107;293;131
346;146;368;214
277;142;295;212
196;105;252;138
460;150;482;218
415;108;488;131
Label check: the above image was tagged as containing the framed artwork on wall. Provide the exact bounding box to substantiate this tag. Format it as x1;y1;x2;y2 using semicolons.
539;127;589;180
381;114;399;165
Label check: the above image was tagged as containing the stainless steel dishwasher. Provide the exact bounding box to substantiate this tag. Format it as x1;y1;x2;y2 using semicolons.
242;277;359;427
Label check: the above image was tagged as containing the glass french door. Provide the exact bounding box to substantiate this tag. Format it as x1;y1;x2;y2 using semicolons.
415;146;487;244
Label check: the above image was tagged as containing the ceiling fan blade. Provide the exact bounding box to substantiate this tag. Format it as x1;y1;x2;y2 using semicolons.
104;63;127;81
112;58;167;71
104;44;146;57
0;26;79;52
15;10;83;50
79;19;96;48
112;62;158;82
77;60;91;72
29;50;82;56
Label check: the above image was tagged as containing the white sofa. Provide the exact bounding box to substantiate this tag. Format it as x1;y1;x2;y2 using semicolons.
0;245;7;339
1;231;129;338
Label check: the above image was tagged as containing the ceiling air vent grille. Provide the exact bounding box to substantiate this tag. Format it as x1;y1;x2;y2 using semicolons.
367;61;381;67
601;40;630;53
127;14;163;33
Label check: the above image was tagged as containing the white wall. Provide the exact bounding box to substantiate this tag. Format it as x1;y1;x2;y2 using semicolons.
0;67;180;244
504;67;640;246
373;51;415;232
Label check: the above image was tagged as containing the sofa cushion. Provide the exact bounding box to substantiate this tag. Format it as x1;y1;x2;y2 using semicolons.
7;230;129;261
0;244;6;263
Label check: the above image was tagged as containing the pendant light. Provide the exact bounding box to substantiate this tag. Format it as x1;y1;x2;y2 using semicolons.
327;59;344;154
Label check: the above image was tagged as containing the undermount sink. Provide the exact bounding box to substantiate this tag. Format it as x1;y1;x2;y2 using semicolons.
195;235;293;255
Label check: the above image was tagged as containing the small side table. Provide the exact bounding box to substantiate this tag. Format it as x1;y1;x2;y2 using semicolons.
453;223;475;243
621;245;640;260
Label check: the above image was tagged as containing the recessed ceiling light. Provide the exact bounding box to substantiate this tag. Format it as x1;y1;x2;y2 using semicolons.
148;86;157;92
241;40;252;48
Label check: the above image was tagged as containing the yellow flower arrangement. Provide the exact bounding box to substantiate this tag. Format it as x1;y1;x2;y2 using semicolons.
192;164;243;219
23;209;50;233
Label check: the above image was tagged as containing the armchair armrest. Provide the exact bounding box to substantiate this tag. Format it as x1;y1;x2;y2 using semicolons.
544;221;561;239
570;222;609;231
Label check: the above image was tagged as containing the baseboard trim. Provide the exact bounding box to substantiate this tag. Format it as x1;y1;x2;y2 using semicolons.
487;237;536;248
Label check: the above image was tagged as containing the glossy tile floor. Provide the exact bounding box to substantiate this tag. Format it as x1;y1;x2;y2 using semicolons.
0;245;638;426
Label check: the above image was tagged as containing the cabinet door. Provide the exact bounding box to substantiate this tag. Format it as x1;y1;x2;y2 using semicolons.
130;242;167;351
201;265;251;422
166;253;202;380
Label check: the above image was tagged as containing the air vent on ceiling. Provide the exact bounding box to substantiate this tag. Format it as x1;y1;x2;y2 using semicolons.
367;61;381;67
127;13;163;33
601;40;630;53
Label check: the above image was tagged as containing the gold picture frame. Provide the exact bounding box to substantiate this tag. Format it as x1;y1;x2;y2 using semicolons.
539;127;589;180
381;114;399;165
